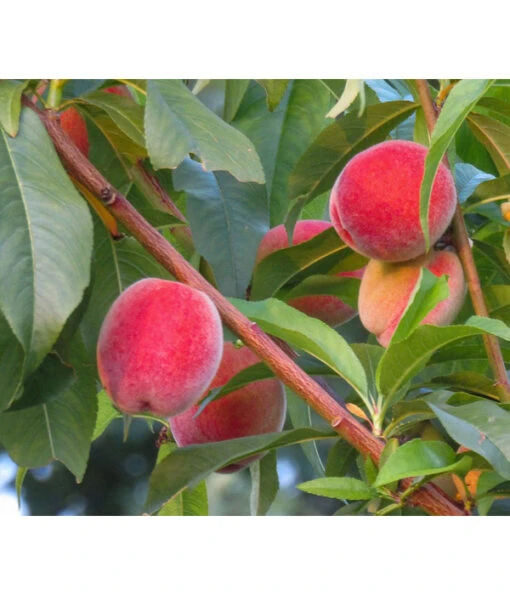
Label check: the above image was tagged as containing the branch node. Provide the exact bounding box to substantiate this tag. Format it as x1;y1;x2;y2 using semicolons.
100;186;116;205
331;416;344;429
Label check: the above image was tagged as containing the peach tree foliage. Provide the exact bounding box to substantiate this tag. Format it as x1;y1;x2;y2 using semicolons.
0;78;509;516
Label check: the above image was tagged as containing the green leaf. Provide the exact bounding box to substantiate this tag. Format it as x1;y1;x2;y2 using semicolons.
325;440;356;477
0;80;28;136
250;226;351;301
224;80;250;122
468;113;510;174
472;239;510;282
157;481;208;516
0;310;25;412
256;80;290;111
230;297;369;402
505;229;510;264
15;467;27;508
250;450;279;516
464;172;510;211
289;100;418;206
427;399;510;480
419;371;507;401
297;477;375;501
234;80;331;226
144;427;336;514
8;353;76;411
286;388;325;476
92;390;122;441
420;79;494;250
390;268;451;345
145;79;264;183
376;317;510;404
173;158;268;298
0;107;93;375
374;439;470;487
80;90;146;148
0;347;97;482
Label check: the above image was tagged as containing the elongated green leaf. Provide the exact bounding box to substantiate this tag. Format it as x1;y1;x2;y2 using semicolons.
92;390;122;441
0;310;24;411
464;172;510;211
297;477;375;500
256;80;290;111
80;91;146;148
468;113;510;174
505;229;510;264
286;388;325;476
289;100;418;205
145;79;264;183
250;226;352;301
0;345;97;481
374;439;470;487
420;80;494;249
326;79;362;118
325;440;356;477
224;80;250;122
390;268;450;345
250;450;279;516
0;80;28;136
173;158;268;298
158;481;208;516
144;427;336;514
0;107;93;375
15;467;27;507
473;239;510;282
419;371;507;401
235;80;331;226
427;399;510;479
230;297;369;401
376;316;510;403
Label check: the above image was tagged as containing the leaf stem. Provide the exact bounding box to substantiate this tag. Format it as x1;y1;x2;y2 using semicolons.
46;79;68;110
24;97;469;517
415;79;510;403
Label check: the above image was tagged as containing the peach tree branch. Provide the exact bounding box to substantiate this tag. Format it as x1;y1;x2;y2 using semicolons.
24;97;468;516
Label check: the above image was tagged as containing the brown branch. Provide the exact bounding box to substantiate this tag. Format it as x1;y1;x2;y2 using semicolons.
415;80;510;402
26;98;468;516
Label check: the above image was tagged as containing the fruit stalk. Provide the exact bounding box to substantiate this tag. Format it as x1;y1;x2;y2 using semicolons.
24;97;467;516
415;79;510;402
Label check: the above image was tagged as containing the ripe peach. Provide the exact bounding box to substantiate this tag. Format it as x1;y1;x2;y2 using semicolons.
169;342;287;473
60;107;89;157
105;85;131;97
97;278;224;417
329;140;457;262
255;220;364;327
358;248;466;347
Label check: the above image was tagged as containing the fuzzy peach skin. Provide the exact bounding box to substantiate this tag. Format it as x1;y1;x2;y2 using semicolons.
329;140;457;262
169;342;287;473
358;248;466;347
60;107;89;157
255;220;364;327
97;278;224;417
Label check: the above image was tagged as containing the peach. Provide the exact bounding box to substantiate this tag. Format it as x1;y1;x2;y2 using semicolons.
329;140;457;262
255;220;364;327
358;248;466;347
60;107;89;157
169;342;287;473
105;85;131;97
97;278;224;417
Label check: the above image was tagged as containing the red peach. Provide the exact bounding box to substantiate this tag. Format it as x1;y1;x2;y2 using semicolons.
358;248;467;347
60;107;89;157
169;342;286;473
255;220;364;327
97;278;224;417
329;140;457;262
